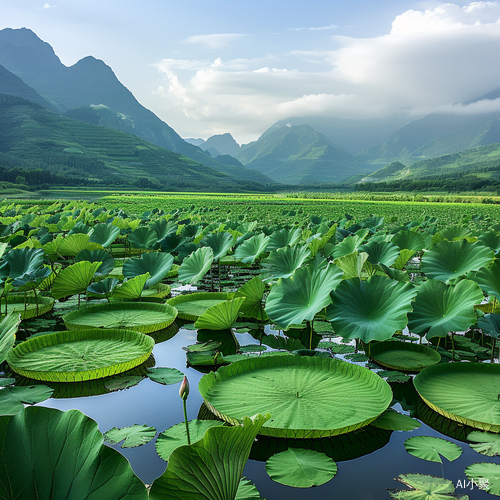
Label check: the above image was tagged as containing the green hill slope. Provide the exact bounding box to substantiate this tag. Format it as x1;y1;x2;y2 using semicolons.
364;143;500;183
235;124;364;184
0;94;265;191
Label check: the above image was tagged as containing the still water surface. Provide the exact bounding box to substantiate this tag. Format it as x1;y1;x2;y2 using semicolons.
41;326;497;499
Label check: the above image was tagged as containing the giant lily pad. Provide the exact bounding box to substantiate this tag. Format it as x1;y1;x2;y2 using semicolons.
0;406;148;499
0;295;54;320
414;362;500;432
6;328;155;382
199;355;392;438
63;302;178;334
166;292;233;321
370;340;441;372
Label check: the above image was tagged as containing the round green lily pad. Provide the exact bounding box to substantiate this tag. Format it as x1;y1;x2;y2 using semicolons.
199;355;393;438
63;302;178;334
0;295;54;320
166;292;233;321
370;341;441;372
6;329;154;382
414;362;500;433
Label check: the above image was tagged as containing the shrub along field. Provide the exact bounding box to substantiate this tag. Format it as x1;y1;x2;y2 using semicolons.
0;195;499;499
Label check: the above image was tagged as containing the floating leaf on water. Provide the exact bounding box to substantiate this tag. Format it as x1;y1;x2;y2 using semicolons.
265;448;337;488
147;367;185;386
467;431;500;457
388;474;468;500
104;424;156;448
465;462;500;495
371;408;421;431
404;435;462;463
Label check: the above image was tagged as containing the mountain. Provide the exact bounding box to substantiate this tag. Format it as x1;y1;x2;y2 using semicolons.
361;143;500;183
0;64;58;112
235;124;368;184
0;28;269;184
0;94;267;191
263;116;408;155
355;113;483;163
200;133;241;157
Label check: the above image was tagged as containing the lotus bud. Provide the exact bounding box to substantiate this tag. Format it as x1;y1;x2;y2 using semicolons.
179;375;189;400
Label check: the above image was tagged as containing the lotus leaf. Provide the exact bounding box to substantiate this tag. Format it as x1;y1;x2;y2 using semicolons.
432;224;473;243
234;233;269;264
178;246;214;284
127;226;159;250
112;273;149;300
372;408;421;431
326;275;417;343
414;362;500;432
155;419;225;461
123;252;174;288
260;245;311;281
267;227;302;251
52;261;102;300
202;231;234;261
234;276;267;320
12;266;52;290
199;355;392;438
63;302;178;334
478;230;500;252
0;406;148;499
327;229;369;259
391;230;427;251
473;260;500;301
104;424;156;448
6;328;154;382
149;413;270;500
265;448;337;488
150;218;176;241
389;474;468;500
408;279;483;339
1;247;44;279
87;277;119;298
147;367;184;385
76;249;115;276
422;240;494;283
58;233;103;256
465;463;500;495
359;240;400;267
404;435;462;463
167;292;234;321
0;313;20;363
0;385;54;415
467;431;500;456
478;314;500;340
333;251;369;279
393;249;416;270
89;223;121;247
234;479;263;500
265;263;343;330
370;340;441;372
195;298;246;330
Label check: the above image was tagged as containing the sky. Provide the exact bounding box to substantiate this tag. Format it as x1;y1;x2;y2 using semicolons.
1;0;500;144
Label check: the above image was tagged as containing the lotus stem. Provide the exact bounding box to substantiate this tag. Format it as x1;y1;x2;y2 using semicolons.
491;338;496;363
435;337;441;352
182;399;191;445
451;332;455;362
308;321;312;350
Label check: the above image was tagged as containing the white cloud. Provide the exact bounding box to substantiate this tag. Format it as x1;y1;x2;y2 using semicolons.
43;3;53;8
153;2;500;143
183;33;245;49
